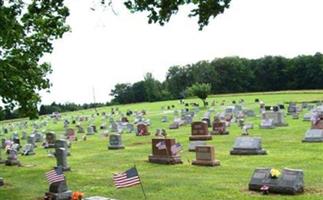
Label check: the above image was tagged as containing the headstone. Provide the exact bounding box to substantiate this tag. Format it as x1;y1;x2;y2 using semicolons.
21;143;35;156
45;179;72;200
287;103;297;115
211;117;229;135
21;131;27;140
262;111;287;126
87;126;95;135
161;116;168;123
303;113;312;121
187;135;207;150
45;132;56;148
189;122;212;141
260;118;275;129
292;113;299;119
148;138;182;164
169;121;179;129
230;137;266;155
55;140;71;156
34;131;44;143
249;168;304;195
155;129;167;137
192;145;220;166
28;134;36;147
108;134;124;150
302;129;323;142
136;123;150;136
65;128;76;141
243;109;256;117
110;122;118;133
126;123;134;133
5;149;20;166
77;126;85;133
55;148;70;171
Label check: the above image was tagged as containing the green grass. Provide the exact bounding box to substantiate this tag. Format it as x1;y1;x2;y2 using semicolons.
1;91;323;200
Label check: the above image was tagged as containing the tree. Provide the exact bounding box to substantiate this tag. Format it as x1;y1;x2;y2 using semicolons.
0;0;70;118
186;83;211;107
123;0;231;30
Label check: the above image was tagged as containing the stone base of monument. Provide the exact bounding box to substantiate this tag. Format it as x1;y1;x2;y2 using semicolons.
192;159;220;167
5;160;21;166
248;168;304;195
230;149;267;155
211;131;229;135
45;191;72;200
21;152;35;156
44;144;56;149
108;145;125;150
302;129;323;142
149;155;182;164
189;135;212;141
275;123;288;127
259;125;275;129
54;166;71;172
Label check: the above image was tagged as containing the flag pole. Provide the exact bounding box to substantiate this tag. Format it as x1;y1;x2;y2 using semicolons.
134;165;147;200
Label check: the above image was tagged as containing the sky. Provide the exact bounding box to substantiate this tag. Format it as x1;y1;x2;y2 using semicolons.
40;0;323;105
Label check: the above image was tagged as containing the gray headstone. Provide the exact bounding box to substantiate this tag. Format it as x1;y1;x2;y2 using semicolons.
230;137;266;155
302;129;323;142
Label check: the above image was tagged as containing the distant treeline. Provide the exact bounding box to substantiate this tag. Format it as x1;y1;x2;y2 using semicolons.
110;52;323;104
0;102;109;121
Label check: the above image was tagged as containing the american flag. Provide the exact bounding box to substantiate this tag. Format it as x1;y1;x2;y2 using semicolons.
113;167;141;189
45;167;65;185
171;143;182;154
156;141;166;150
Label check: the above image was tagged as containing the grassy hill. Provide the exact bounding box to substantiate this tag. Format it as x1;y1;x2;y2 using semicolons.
1;91;323;200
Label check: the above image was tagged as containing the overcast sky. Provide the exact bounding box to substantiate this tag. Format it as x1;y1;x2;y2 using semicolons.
40;0;323;104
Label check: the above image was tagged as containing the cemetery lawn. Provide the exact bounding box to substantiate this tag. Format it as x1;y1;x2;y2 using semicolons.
1;90;323;200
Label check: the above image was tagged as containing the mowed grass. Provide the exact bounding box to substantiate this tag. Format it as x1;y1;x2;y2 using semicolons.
1;91;323;200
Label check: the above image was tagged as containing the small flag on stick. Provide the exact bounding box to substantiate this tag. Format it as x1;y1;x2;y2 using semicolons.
113;167;141;189
156;141;166;150
46;167;65;185
171;143;182;154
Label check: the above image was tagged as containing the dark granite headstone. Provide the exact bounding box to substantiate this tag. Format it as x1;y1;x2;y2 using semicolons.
249;168;304;195
55;148;70;171
230;137;266;155
55;140;70;156
108;134;124;150
45;180;72;200
45;132;56;148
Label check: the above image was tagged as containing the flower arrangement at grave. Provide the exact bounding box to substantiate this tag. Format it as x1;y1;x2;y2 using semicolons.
72;191;84;200
270;168;281;179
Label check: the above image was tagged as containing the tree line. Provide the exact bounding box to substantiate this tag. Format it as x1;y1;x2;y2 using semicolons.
110;53;323;104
